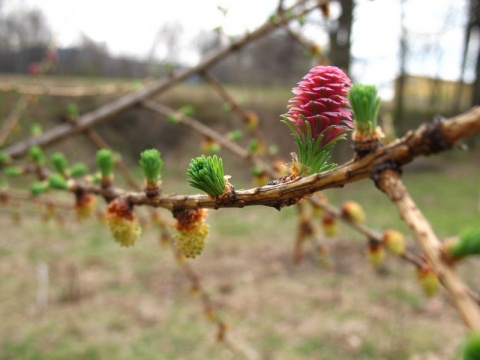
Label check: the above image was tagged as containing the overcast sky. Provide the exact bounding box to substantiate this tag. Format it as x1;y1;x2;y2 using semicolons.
2;0;473;98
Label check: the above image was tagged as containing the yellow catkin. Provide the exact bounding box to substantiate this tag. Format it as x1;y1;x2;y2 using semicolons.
366;246;385;268
108;215;142;247
342;201;366;224
417;267;440;297
174;223;210;258
383;229;406;255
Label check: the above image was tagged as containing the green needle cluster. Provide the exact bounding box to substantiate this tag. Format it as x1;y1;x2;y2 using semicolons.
70;163;88;178
187;155;226;197
51;152;69;174
448;227;480;260
29;146;45;166
0;151;11;165
139;149;163;187
96;149;114;180
4;166;22;177
48;174;69;190
30;181;48;196
348;84;381;134
281;118;338;175
463;332;480;360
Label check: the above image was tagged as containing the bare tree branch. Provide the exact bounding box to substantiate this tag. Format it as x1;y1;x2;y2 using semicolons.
2;0;325;159
375;168;480;330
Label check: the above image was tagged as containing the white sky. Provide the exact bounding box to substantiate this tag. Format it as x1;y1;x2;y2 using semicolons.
2;0;473;99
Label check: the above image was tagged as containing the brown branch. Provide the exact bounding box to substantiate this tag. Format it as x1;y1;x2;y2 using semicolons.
201;71;268;146
0;82;141;97
2;0;324;159
0;94;33;145
0;188;73;210
376;168;480;330
311;198;426;268
143;93;430;269
86;107;480;211
142;100;272;173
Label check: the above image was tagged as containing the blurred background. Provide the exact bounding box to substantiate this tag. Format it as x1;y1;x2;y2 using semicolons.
1;0;480;359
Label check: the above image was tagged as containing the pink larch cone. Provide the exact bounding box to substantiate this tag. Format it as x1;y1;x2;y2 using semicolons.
285;65;353;148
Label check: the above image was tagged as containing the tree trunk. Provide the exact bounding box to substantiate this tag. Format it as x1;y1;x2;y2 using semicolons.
328;0;354;75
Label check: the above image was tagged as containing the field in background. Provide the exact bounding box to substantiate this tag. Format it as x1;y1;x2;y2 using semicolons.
1;157;479;359
1;75;480;359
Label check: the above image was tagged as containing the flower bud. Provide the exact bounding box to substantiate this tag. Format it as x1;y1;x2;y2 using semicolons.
366;241;385;268
246;111;259;132
75;192;97;221
321;212;337;238
341;201;365;224
201;138;221;155
416;266;440;297
383;229;406;255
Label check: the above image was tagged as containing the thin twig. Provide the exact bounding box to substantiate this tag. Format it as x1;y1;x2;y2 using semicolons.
201;71;269;147
0;94;33;145
376;168;480;330
78;106;480;210
0;82;141;97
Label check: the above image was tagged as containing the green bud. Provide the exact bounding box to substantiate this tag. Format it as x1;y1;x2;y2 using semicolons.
348;84;381;134
0;151;11;165
67;103;79;119
4;166;23;177
139;149;163;187
51;152;69;174
447;227;480;260
167;113;180;123
187;155;226;197
31;124;43;137
96;149;114;180
48;174;69;190
30;181;49;196
248;139;259;153
70;163;88;178
29;146;45;166
251;166;263;176
228;130;244;141
91;173;101;184
268;144;279;155
180;105;194;117
463;332;480;360
222;103;232;113
269;14;279;24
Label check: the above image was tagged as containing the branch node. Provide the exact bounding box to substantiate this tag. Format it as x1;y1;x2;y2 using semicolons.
425;116;452;154
371;161;402;195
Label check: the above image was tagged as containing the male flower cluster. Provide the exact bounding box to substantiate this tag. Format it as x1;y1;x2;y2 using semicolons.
174;209;209;258
106;198;141;247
